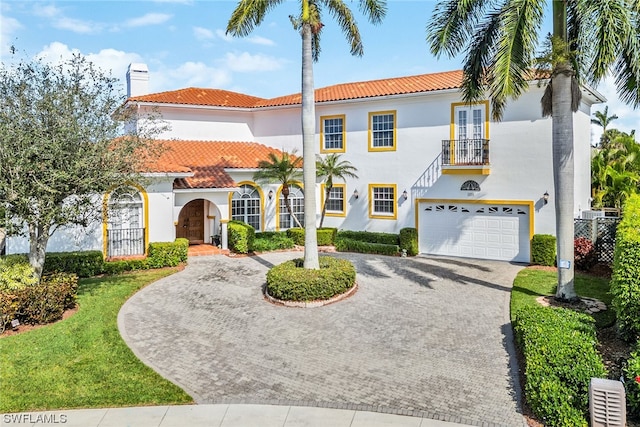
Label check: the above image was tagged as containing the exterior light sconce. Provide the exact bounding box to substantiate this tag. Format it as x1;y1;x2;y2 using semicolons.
353;189;359;199
402;189;408;200
268;190;274;200
543;191;549;205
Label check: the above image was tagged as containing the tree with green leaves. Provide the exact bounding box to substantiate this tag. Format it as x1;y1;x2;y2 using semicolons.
591;106;619;148
227;0;386;269
316;154;358;228
0;52;165;280
427;0;640;301
254;151;304;228
592;132;640;209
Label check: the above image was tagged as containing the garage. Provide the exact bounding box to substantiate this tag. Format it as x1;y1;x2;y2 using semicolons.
418;201;531;262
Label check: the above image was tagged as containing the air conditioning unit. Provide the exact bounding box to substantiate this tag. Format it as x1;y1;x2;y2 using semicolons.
590;378;625;427
582;210;606;220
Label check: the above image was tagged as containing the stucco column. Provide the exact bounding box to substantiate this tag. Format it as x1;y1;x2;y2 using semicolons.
220;220;228;250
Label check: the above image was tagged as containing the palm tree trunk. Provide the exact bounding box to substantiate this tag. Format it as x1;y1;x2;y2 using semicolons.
319;185;331;228
301;22;319;270
552;64;577;301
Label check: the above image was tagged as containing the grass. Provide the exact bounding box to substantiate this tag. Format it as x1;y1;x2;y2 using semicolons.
511;268;614;328
0;269;193;413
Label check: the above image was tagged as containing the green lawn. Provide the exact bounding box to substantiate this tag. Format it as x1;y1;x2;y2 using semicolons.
511;268;614;328
0;269;193;413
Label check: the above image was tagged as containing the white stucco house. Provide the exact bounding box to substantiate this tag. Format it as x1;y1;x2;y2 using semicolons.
6;63;604;263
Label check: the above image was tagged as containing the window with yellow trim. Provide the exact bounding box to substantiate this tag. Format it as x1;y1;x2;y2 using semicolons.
106;186;145;257
321;115;345;153
369;184;396;219
279;185;304;229
369;111;396;151
322;183;346;216
231;184;261;231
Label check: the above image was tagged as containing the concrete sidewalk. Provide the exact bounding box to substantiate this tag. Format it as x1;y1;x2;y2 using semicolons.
1;404;470;427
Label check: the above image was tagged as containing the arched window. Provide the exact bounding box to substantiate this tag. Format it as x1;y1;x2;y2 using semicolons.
231;184;261;231
279;185;304;229
107;186;144;257
461;180;481;191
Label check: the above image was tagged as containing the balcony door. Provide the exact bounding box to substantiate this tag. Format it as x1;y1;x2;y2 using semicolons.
454;104;486;164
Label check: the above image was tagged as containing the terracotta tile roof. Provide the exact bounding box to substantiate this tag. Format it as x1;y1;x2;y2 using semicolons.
146;140;285;189
128;70;464;108
129;88;266;108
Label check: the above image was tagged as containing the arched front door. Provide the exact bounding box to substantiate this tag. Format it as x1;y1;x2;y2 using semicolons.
177;199;205;244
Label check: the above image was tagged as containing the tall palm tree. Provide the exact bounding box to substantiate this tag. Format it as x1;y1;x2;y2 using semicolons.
254;151;304;228
227;0;386;269
427;0;640;301
316;154;358;228
591;106;619;148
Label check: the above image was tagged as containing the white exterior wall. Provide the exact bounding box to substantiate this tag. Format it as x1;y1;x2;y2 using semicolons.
146;179;176;243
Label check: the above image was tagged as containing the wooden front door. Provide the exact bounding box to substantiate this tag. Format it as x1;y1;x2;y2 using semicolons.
177;199;205;244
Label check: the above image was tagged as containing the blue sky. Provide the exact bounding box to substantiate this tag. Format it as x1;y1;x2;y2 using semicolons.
1;0;638;142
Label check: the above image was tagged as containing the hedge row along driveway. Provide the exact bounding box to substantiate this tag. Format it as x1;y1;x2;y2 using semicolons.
118;252;526;426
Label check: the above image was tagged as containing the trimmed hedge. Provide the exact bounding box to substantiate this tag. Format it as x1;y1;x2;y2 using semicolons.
531;234;556;266
285;228;337;246
228;220;255;254
44;251;104;277
253;232;295;252
146;239;189;268
399;228;418;256
0;259;38;331
623;345;640;417
335;238;399;256
266;256;356;302
514;305;606;426
18;272;78;325
336;230;399;245
611;194;640;341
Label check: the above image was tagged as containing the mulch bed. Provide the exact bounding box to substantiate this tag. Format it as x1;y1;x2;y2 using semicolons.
1;305;78;338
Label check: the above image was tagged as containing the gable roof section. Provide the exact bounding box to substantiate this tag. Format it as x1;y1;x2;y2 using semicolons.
128;70;464;108
148;140;285;190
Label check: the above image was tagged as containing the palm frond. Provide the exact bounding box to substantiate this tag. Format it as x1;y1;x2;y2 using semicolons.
325;0;364;57
358;0;387;25
427;0;490;59
226;0;284;37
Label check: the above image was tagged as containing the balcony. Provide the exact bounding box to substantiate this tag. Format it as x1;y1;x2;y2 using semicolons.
441;139;490;175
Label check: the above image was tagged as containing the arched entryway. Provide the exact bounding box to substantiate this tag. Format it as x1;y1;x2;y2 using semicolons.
176;199;205;244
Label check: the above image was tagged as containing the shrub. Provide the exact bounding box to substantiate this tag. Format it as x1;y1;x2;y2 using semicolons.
335;238;399;256
18;272;78;325
266;256;356;302
336;230;399;245
611;194;640;341
531;234;556;266
0;259;38;331
253;232;295;252
399;228;419;256
514;305;606;426
146;238;189;268
286;228;305;246
43;251;104;277
284;228;338;246
228;220;255;254
574;237;597;271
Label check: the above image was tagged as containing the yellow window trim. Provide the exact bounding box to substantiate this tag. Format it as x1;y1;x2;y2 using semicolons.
368;183;397;220
320;183;347;217
320;114;346;154
368;110;397;152
449;101;490;164
102;182;150;258
414;198;535;257
275;181;304;231
227;181;265;231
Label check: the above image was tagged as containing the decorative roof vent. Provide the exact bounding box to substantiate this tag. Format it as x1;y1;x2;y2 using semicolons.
461;180;480;191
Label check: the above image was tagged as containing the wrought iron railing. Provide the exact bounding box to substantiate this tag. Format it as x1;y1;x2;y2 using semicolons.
107;228;145;257
441;139;490;166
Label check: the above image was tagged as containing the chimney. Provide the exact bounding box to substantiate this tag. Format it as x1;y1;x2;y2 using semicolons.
126;63;149;98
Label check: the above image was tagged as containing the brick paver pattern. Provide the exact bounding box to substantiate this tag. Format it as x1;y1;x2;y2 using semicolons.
119;252;526;427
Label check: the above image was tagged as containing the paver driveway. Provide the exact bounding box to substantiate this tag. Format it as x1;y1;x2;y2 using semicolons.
118;252;526;426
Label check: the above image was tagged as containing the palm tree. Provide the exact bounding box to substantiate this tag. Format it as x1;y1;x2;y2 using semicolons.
316;154;358;228
227;0;386;269
254;151;304;228
427;1;640;301
591;106;619;148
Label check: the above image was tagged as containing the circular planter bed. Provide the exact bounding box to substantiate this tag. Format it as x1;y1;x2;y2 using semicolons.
265;256;356;307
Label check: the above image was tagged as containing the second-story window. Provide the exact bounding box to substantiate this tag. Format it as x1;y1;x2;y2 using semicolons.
321;115;346;153
369;111;396;151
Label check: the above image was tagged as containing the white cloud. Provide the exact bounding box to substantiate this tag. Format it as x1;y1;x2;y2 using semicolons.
193;26;214;41
32;4;102;34
247;36;275;46
221;52;284;73
592;75;640;143
151;61;231;91
215;29;234;42
124;13;172;28
0;14;23;55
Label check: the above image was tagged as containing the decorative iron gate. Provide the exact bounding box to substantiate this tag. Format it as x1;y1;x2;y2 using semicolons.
107;228;145;257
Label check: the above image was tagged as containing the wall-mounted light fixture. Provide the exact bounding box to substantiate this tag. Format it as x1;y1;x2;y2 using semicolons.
402;189;408;200
268;190;274;200
353;189;359;199
543;191;549;205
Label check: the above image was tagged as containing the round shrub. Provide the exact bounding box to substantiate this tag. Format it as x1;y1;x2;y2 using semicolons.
532;234;556;266
266;256;356;302
399;227;419;256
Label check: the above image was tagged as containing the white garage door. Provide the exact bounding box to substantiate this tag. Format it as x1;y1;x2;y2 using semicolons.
419;202;530;262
